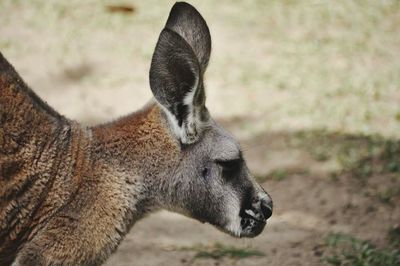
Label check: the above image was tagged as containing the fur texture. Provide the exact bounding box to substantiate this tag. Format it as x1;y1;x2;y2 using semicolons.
0;2;272;265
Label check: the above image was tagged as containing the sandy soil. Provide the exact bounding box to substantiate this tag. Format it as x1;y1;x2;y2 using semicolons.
104;126;400;266
1;1;399;265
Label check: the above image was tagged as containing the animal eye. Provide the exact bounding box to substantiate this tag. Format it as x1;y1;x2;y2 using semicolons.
216;159;242;180
202;165;211;179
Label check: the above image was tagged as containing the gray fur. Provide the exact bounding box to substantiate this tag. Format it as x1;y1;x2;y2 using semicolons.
0;2;272;265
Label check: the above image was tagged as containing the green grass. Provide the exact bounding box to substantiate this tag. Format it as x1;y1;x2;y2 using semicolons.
181;243;265;260
255;130;400;203
256;168;309;182
377;187;400;204
348;139;400;178
292;130;400;177
1;2;399;264
324;233;400;266
254;130;400;204
388;226;400;249
256;169;289;182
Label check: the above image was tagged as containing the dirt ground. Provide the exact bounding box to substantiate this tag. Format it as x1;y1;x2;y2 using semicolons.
1;1;399;265
104;127;400;266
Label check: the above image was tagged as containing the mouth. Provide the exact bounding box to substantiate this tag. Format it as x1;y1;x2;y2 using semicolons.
214;208;268;238
238;208;267;238
205;207;266;238
203;193;272;238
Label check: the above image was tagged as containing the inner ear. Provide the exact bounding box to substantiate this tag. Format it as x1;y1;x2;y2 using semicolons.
150;29;206;144
149;3;212;145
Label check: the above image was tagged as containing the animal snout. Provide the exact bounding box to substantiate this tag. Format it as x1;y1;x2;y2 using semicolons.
260;197;273;220
257;193;273;221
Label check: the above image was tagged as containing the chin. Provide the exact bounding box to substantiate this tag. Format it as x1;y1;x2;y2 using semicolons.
238;218;266;238
217;215;267;238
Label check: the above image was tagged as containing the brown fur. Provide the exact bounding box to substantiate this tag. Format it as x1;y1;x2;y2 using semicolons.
0;53;180;265
0;3;274;265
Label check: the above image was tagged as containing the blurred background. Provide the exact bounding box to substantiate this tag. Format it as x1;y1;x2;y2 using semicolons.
1;0;399;265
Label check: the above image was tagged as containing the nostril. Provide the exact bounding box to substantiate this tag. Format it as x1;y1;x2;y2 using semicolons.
260;200;273;220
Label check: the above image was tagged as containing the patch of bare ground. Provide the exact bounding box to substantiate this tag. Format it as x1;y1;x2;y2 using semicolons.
106;119;400;265
1;1;399;265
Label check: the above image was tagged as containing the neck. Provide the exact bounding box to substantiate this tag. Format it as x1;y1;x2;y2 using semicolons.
90;102;180;226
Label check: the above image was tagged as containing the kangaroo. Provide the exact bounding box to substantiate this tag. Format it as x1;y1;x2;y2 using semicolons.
0;2;273;265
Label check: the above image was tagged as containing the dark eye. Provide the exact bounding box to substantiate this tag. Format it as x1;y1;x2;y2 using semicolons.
202;164;211;179
216;159;242;180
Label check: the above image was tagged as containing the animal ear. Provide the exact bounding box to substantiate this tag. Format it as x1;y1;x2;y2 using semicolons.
165;2;211;73
149;2;211;144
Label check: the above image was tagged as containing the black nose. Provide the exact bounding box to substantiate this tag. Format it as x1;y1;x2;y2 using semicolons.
260;199;273;220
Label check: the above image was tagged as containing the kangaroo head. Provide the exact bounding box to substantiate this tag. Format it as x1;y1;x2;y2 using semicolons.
148;2;272;238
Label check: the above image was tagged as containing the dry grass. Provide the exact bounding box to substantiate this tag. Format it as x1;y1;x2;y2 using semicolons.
1;0;399;137
1;1;399;265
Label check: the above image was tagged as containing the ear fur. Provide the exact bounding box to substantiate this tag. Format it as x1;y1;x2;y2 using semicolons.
165;2;211;73
149;2;211;144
